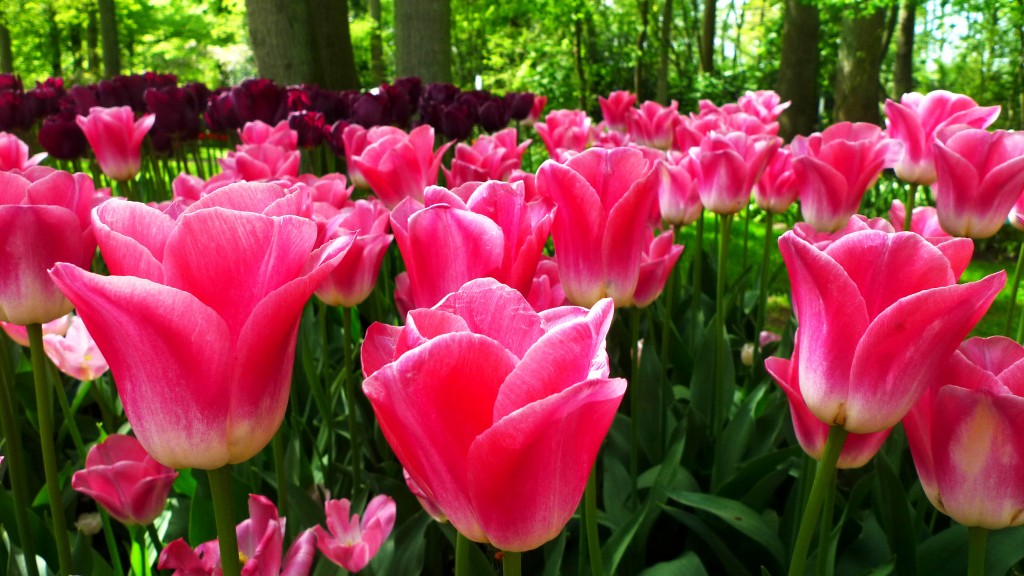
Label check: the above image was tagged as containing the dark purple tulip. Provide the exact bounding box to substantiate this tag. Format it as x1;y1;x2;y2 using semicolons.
145;85;202;147
382;83;414;128
0;91;23;131
39;107;88;159
97;78;131;108
421;82;459;107
232;78;286;125
349;92;388;127
478;96;509;132
205;89;241;132
288;110;326;148
25;78;66;123
182;82;211;115
307;87;347;124
441;103;473;140
286;85;312;112
393;76;423;107
324;120;348;158
506;92;535;121
0;74;22;93
114;74;155;112
68;85;100;115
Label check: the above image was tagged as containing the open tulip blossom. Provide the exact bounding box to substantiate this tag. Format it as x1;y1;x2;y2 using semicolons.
314;494;396;572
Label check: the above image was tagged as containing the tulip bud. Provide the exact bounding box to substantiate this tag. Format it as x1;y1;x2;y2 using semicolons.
75;512;103;536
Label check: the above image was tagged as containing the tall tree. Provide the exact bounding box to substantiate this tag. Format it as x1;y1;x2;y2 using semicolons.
833;5;888;124
656;0;673;104
893;0;917;97
395;0;451;83
369;0;384;84
700;0;715;73
0;11;13;74
86;8;99;74
308;0;360;89
47;3;61;77
634;0;651;97
777;0;820;138
98;0;121;77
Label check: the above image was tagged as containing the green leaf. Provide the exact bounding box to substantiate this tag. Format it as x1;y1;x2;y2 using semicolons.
375;510;432;576
639;551;709;576
666;489;785;565
873;453;917;576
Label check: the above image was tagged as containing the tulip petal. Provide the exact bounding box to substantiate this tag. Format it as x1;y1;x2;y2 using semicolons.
93;199;174;283
436;277;546;360
361;322;402;378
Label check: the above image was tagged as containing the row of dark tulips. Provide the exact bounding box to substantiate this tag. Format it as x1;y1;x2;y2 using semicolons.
2;79;1024;576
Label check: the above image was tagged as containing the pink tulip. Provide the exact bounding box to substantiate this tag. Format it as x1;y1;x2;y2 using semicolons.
1;313;72;347
341;124;408;189
526;256;567;312
239;120;298;150
350;125;452;210
0;170;98;325
689;131;780;215
885;90;1000;185
390;180;552;309
314;199;393;308
535;109;595;161
628;100;681;149
889;199;950;237
633;228;684;308
43;315;108;381
219;143;301;182
598;90;637;132
524;94;548;126
931;126;1024;238
766;338;890;468
536;147;659;307
404;468;447;522
754;146;798;214
0;131;46;171
736;90;790;130
71;434;177;525
655;153;702;226
778;227;1004;434
904;336;1024;529
442;128;531;188
49;182;354;469
314;495;396;572
76;106;154;181
790;122;891;232
361;278;625;552
159;494;317;576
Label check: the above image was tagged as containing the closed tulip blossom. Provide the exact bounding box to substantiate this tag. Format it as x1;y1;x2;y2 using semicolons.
315;495;396;573
885;90;1000;186
314;199;393;308
159;494;317;576
790;122;892;232
76;106;154;181
0;131;46;171
350;124;452;210
903;337;1024;529
689;131;780;215
50;182;354;469
598;90;636;132
536;147;660;307
219;143;301;182
442;128;531;188
361;278;625;552
778;227;1004;434
238;120;298;150
535;109;595;161
628;100;681;149
43;315;108;381
931;126;1024;238
633;228;684;308
889;199;950;237
340;124;407;189
391;180;552;309
754;146;798;214
0;170;99;325
71;434;177;526
655;153;702;226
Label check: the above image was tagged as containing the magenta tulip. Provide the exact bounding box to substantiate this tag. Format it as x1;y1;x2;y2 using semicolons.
219;143;301;182
598;90;636;132
778;227;1003;434
340;124;407;189
314;199;393;308
159;494;317;576
885;90;1000;185
350;124;452;210
628;100;680;149
314;494;396;572
76;106;154;181
790;122;891;232
442;128;531;188
689;131;780;215
536;147;659;307
754;146;798;214
390;180;552;309
0;170;98;325
535;109;595;161
0;131;46;171
889;200;949;237
655;154;703;226
526;256;568;312
633;228;684;308
71;434;177;525
239;119;298;150
43;315;108;381
361;278;625;552
904;336;1024;529
49;182;354;469
931;126;1024;238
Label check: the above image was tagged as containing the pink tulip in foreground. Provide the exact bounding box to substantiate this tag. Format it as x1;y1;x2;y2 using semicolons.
0;170;99;325
536;147;659;307
655;154;702;226
159;494;317;575
239;120;298;149
931;126;1024;238
76;106;155;181
885;90;1000;186
314;495;396;572
71;434;177;526
50;182;354;469
0;131;46;172
361;278;625;551
904;337;1024;529
43;315;108;381
778;227;1004;434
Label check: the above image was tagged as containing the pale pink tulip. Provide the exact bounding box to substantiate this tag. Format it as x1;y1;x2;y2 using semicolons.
43;315;108;381
1;313;71;347
315;495;396;572
76;106;154;181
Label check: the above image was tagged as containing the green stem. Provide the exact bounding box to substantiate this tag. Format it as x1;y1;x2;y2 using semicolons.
145;523;163;556
99;509;125;576
49;363;85;456
788;426;849;576
903;182;918;233
343;307;363;497
753;212;775;382
967;526;988;576
1006;238;1024;336
207;466;241;576
692;212;705;343
455;532;471;576
136;524;150;576
502;551;522;576
584;465;604;576
629;308;641;502
815;465;837;576
713;213;734;433
272;429;288;521
0;335;39;576
28;324;74;575
741;205;751;271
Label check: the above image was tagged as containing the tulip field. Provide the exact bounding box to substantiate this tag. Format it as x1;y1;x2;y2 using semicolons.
4;72;1024;576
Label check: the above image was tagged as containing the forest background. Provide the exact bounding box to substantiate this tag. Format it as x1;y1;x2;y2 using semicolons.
0;0;1016;140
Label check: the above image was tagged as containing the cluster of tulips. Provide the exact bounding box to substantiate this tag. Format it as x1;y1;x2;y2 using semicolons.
2;75;1024;576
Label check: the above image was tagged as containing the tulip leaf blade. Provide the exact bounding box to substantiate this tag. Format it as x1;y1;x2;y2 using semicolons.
638;550;709;576
665;489;785;566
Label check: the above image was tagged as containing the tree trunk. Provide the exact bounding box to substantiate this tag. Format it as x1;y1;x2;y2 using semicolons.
833;6;887;124
87;8;99;75
657;0;673;104
394;0;451;83
70;23;83;75
0;16;13;74
369;0;384;84
700;0;715;73
893;0;915;97
46;3;61;77
98;0;121;78
308;0;360;89
634;0;651;98
574;14;587;110
777;0;819;139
